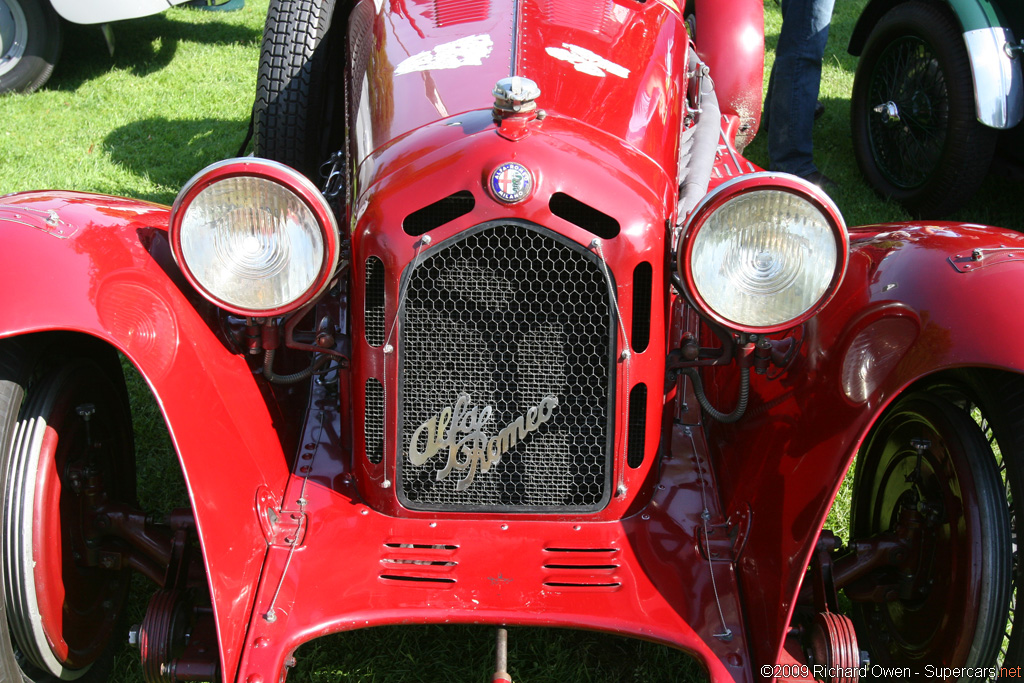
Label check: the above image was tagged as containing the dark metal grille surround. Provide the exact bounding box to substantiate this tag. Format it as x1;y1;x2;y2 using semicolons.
398;222;614;511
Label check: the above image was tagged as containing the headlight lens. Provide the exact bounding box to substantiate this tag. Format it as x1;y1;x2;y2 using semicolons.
170;159;339;316
679;173;847;333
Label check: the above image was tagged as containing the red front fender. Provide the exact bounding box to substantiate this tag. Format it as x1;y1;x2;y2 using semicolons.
714;221;1024;672
0;191;291;682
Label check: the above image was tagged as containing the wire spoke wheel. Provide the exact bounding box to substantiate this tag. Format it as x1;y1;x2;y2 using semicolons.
0;349;135;681
866;36;948;189
848;391;1011;674
931;377;1024;678
850;1;997;217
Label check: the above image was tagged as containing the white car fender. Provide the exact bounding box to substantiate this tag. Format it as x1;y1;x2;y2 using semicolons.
46;0;193;25
964;26;1024;129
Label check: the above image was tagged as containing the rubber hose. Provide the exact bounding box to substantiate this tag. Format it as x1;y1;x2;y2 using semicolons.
262;348;330;384
678;52;721;217
681;366;750;423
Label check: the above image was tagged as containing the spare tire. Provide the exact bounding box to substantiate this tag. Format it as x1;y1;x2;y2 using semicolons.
254;0;341;181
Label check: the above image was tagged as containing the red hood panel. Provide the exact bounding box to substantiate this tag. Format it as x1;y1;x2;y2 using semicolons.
518;0;686;173
351;0;686;175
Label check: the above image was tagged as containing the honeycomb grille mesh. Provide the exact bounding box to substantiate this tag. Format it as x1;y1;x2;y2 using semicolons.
365;378;384;464
365;256;385;347
399;223;613;511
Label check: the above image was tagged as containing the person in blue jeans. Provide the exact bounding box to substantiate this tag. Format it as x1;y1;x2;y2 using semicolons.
763;0;836;189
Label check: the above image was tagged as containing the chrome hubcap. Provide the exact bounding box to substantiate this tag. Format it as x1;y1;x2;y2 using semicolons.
873;100;901;126
0;0;28;77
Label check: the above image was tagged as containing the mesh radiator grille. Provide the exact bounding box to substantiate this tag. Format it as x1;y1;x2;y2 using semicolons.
398;223;613;511
365;378;384;464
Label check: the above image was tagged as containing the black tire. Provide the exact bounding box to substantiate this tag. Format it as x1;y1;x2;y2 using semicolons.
254;0;340;181
928;372;1024;677
847;379;1020;679
0;337;134;681
850;1;996;218
0;0;61;95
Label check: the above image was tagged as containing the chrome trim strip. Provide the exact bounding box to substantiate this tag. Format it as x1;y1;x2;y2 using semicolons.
510;0;520;76
964;27;1024;129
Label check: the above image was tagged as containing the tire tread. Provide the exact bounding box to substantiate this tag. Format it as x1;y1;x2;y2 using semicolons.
254;0;338;179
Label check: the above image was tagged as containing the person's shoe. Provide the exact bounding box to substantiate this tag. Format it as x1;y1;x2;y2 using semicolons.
802;170;837;191
186;0;245;11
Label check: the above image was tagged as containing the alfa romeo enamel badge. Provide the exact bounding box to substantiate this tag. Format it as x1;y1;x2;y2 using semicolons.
489;162;533;203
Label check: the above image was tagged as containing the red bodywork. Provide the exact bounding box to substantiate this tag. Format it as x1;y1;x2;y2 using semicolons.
2;1;1023;682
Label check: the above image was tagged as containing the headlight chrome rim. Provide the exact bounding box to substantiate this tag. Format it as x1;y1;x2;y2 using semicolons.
677;172;848;334
169;158;340;317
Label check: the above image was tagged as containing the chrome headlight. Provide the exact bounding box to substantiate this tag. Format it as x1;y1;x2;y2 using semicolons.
170;158;339;316
677;173;848;333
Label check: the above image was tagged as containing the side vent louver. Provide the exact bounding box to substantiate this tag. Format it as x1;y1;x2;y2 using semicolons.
542;547;621;592
549;193;620;239
433;0;489;26
631;262;651;353
627;384;647;469
365;378;384;464
379;542;459;586
403;191;475;236
364;256;385;347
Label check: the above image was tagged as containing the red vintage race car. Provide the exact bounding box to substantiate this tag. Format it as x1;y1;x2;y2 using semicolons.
1;1;1022;682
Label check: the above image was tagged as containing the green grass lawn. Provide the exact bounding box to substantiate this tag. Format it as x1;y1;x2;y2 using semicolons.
0;0;1018;681
0;2;260;203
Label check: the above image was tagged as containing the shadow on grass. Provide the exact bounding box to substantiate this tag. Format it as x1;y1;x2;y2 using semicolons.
104;116;250;204
48;15;259;92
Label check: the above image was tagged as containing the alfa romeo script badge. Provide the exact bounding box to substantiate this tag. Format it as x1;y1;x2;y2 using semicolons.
408;393;559;491
489;162;533;203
